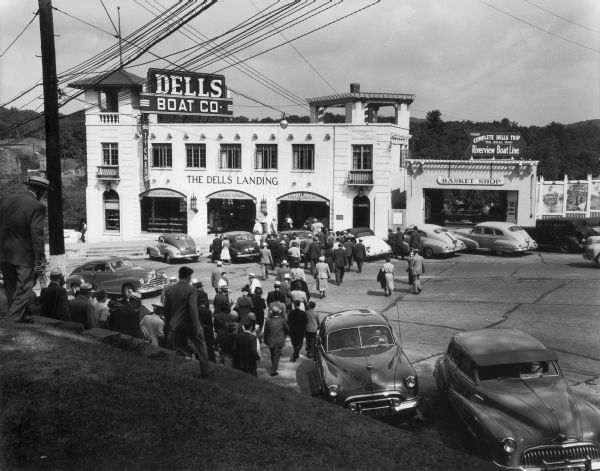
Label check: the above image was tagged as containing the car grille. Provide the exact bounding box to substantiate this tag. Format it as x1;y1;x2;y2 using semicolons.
138;277;168;293
520;442;600;469
345;392;403;412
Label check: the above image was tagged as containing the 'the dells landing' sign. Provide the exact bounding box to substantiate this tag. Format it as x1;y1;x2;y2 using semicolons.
139;68;233;116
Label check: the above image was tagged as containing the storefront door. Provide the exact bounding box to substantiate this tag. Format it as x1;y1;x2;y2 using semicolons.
206;190;257;233
139;188;188;233
276;192;330;230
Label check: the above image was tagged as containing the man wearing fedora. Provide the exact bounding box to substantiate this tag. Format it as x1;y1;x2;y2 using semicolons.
163;266;216;378
38;267;70;321
0;175;52;322
69;283;98;330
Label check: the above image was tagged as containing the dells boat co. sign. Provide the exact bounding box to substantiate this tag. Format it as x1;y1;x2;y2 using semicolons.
139;68;233;116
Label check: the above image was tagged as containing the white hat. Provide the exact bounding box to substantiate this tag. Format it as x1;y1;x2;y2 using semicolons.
284;273;291;279
248;273;255;277
217;261;222;266
282;260;288;265
191;278;198;284
169;276;177;282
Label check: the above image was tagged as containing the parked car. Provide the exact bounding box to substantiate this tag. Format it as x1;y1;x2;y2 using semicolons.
314;309;420;419
146;233;199;263
583;235;600;265
404;224;473;258
66;257;168;295
278;229;313;245
345;227;394;259
434;328;600;470
455;221;538;255
533;218;600;253
222;231;260;262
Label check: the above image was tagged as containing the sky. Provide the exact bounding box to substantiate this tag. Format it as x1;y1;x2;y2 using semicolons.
1;0;599;127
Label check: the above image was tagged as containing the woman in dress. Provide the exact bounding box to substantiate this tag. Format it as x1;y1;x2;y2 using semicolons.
220;236;231;264
314;255;331;299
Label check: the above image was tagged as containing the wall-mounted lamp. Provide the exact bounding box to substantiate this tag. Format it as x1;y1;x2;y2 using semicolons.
183;132;189;140
306;133;312;141
306;182;312;187
150;133;156;140
324;133;331;141
151;178;157;183
166;133;172;139
217;133;223;140
200;133;206;139
287;134;294;141
190;193;198;213
260;196;268;216
292;181;297;186
234;133;241;140
270;133;276;140
252;133;258;140
165;179;170;184
134;132;141;139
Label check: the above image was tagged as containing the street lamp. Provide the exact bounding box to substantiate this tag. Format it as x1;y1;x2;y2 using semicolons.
190;193;198;213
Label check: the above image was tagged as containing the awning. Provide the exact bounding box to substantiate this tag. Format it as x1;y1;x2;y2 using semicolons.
277;191;329;205
139;188;186;199
206;190;256;202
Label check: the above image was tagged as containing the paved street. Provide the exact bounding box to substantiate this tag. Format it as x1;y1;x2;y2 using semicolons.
65;249;600;454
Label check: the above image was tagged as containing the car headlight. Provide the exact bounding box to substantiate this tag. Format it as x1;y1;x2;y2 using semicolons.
501;437;516;454
404;376;417;389
328;385;339;398
139;278;145;285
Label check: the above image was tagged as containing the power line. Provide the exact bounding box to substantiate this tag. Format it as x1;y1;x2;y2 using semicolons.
523;0;600;35
249;0;338;94
480;0;600;53
0;9;39;58
53;6;118;38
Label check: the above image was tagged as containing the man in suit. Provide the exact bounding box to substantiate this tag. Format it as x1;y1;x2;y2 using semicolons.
408;249;425;294
333;242;348;285
164;266;215;377
232;319;261;376
69;283;98;329
39;267;70;321
307;237;322;276
263;305;288;376
0;176;51;322
210;261;223;294
109;292;144;338
353;238;367;273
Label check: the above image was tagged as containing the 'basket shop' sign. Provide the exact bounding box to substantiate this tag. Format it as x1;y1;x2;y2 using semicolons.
140;68;233;116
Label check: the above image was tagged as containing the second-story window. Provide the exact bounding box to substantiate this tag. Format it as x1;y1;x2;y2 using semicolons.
292;144;314;170
152;143;172;168
352;144;373;170
219;144;242;169
102;143;119;166
255;144;278;170
186;144;206;168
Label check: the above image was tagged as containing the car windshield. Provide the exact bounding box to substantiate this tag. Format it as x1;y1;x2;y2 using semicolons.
232;234;253;242
508;226;526;233
327;325;394;351
477;361;558;381
174;235;191;241
434;228;449;234
109;259;136;271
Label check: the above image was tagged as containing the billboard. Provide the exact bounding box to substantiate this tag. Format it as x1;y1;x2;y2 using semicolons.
540;183;564;214
139;68;233;116
566;182;588;212
466;131;525;159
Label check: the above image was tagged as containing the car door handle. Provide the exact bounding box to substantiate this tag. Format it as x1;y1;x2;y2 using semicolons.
471;393;484;404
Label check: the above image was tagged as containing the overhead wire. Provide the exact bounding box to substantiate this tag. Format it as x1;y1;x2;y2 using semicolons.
140;0;310;111
523;0;600;35
249;0;338;94
0;9;39;58
480;0;600;53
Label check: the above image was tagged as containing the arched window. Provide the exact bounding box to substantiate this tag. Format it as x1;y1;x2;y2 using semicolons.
103;189;120;231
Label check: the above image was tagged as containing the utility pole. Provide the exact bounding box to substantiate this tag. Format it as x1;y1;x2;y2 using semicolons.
38;0;66;274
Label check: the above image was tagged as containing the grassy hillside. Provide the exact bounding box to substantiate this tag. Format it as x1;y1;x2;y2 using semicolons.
0;320;495;471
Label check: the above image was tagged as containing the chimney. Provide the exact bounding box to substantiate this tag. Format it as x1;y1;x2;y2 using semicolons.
350;83;360;93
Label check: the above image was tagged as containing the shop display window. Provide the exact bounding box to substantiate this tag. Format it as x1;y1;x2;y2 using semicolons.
103;190;120;231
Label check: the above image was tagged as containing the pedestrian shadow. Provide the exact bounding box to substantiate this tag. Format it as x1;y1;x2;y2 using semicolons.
296;358;320;396
367;290;388;296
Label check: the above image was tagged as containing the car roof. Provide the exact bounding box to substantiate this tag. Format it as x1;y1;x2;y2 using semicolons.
224;231;252;236
474;221;522;230
323;309;390;331
81;256;133;264
454;329;557;366
160;232;189;237
418;223;447;232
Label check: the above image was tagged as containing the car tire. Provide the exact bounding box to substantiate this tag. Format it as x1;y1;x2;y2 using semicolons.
165;253;171;264
558;240;572;254
493;247;505;256
122;284;134;296
423;247;434;258
595;254;600;266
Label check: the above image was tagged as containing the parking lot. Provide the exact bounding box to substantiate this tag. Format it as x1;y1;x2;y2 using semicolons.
66;248;600;454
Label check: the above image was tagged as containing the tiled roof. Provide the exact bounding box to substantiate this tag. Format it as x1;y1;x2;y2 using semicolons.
68;69;145;89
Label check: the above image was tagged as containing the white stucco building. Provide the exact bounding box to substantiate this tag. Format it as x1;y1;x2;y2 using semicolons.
70;71;413;242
